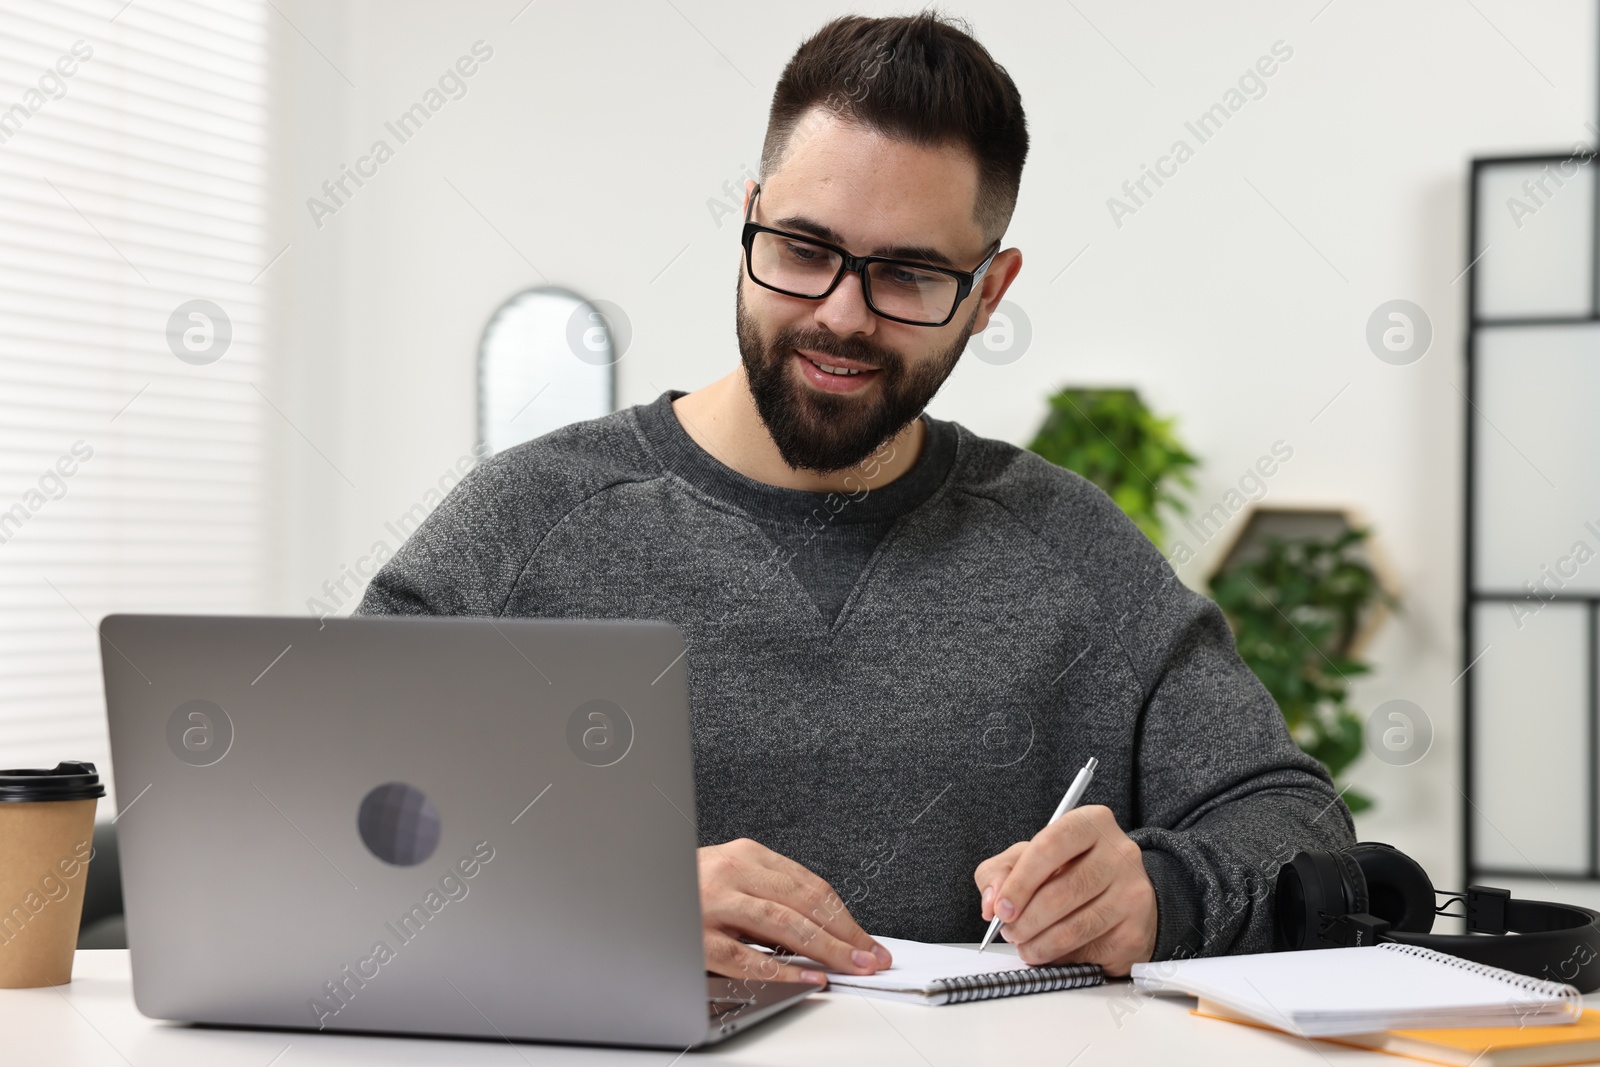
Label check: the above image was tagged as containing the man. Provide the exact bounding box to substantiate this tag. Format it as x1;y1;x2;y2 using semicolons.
358;12;1354;987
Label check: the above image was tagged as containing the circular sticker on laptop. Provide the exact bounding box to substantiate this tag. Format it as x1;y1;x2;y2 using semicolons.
358;782;442;866
566;699;633;767
166;699;234;767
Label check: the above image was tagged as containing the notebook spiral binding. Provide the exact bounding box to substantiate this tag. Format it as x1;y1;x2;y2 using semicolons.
1378;943;1584;1017
931;962;1105;1005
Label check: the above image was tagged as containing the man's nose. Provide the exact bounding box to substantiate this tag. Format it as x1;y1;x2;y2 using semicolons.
813;269;877;336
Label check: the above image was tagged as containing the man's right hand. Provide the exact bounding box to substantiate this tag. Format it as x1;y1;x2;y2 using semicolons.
699;838;892;987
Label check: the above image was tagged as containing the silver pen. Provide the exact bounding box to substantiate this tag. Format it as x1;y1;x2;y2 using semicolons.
978;755;1099;953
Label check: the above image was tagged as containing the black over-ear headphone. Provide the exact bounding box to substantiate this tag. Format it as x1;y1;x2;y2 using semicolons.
1275;842;1600;993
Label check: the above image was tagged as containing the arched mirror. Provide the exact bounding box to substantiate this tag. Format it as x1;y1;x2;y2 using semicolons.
477;286;620;456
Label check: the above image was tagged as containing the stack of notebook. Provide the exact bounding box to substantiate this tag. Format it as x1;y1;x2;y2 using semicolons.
1131;943;1581;1035
1132;943;1590;1064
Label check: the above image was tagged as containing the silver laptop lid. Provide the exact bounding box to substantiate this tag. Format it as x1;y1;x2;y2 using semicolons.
100;614;709;1048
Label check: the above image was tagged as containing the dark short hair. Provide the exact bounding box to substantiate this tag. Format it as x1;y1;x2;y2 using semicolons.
760;10;1029;247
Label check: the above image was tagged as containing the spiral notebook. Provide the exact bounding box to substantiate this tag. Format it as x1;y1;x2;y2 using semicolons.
1131;943;1583;1037
797;936;1104;1006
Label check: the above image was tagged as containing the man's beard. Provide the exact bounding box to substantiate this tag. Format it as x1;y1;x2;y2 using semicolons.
735;277;979;474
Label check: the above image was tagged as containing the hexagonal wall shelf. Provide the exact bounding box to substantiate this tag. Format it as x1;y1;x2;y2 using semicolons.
1205;506;1400;660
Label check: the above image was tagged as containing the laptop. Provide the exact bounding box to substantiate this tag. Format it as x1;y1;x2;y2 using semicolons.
98;613;816;1048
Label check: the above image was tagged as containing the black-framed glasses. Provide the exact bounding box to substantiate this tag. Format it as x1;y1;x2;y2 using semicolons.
740;183;999;328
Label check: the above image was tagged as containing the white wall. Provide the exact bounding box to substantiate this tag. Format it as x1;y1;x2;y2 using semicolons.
266;0;1599;895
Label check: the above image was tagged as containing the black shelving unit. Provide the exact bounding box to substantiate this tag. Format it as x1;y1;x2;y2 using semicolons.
1463;148;1600;885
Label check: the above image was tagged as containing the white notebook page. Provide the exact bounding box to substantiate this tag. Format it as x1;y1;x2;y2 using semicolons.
825;937;1041;992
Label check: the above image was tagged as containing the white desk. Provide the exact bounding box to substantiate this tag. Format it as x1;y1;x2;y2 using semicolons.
9;950;1384;1066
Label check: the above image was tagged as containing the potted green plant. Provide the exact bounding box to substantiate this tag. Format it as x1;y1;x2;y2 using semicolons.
1207;527;1400;813
1025;387;1199;551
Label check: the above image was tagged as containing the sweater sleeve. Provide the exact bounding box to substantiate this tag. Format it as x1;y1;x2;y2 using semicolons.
352;459;524;618
356;498;496;616
1113;547;1358;960
352;422;652;619
354;447;577;618
971;446;1359;960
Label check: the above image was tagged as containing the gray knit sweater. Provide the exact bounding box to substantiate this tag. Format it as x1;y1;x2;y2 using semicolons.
356;392;1356;959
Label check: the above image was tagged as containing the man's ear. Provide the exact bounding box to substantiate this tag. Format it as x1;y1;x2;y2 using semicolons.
742;179;758;218
968;247;1023;337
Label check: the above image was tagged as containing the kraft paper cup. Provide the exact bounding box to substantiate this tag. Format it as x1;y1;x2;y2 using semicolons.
0;762;105;988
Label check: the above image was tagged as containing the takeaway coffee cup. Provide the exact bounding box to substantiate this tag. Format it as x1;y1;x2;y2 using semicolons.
0;761;104;988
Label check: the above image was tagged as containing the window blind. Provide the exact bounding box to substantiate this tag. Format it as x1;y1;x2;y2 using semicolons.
0;0;270;809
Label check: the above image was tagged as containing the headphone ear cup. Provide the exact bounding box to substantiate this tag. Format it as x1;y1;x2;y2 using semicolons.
1349;842;1436;934
1275;850;1357;950
1275;854;1320;950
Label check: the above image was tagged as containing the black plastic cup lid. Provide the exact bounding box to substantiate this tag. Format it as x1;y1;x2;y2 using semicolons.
0;761;106;802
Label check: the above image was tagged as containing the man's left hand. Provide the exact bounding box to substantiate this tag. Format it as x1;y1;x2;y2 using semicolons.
973;805;1158;976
